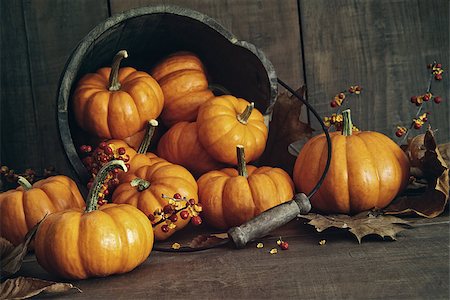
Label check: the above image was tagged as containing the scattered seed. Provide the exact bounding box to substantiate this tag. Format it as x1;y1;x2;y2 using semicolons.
319;239;326;246
269;248;278;254
171;242;181;250
256;242;264;248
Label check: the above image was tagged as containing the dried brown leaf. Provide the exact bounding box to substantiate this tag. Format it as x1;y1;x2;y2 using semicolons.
0;277;81;299
259;86;313;174
188;233;229;249
0;238;14;258
385;128;449;218
438;143;450;169
301;211;411;244
0;219;43;278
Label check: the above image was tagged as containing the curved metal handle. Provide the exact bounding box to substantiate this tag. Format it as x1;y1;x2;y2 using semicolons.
228;193;310;248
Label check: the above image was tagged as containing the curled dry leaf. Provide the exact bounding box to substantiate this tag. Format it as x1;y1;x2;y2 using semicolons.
385;128;449;218
0;238;14;258
259;86;313;175
301;211;411;244
1;218;44;278
0;277;81;300
188;233;229;250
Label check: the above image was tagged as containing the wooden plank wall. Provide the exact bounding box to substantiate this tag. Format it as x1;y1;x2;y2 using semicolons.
1;0;448;185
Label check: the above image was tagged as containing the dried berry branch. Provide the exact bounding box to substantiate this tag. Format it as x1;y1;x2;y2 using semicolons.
396;62;445;141
147;193;203;233
323;85;362;131
0;166;57;192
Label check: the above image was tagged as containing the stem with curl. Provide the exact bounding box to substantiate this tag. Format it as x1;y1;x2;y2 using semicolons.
108;50;128;91
85;160;127;213
17;176;32;190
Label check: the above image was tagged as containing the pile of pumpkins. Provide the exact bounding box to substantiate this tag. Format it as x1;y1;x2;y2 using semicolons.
0;50;410;280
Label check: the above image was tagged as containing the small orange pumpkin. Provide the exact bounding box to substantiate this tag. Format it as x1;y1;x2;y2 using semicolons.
73;50;164;139
197;145;294;229
34;161;154;280
157;121;225;178
112;160;199;240
151;51;214;127
293;109;410;214
196;95;268;165
0;175;85;246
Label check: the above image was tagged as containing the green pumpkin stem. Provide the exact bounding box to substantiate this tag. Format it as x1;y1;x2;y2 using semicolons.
17;176;32;190
85;160;127;213
237;102;255;125
130;178;151;191
137;119;158;154
236;145;248;178
108;50;128;91
342;109;353;136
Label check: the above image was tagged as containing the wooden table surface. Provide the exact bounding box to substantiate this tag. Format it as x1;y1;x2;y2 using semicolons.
17;211;449;299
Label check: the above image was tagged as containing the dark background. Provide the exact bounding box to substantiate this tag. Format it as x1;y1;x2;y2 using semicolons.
1;0;449;184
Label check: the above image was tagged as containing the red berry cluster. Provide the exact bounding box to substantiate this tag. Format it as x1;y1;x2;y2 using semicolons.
0;165;57;191
1;166;34;184
323;113;359;132
324;85;362;131
396;62;445;139
79;141;130;201
147;193;203;234
429;62;444;81
410;93;442;106
330;85;362;108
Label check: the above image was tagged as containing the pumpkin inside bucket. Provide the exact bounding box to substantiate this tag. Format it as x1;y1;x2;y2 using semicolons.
57;5;278;184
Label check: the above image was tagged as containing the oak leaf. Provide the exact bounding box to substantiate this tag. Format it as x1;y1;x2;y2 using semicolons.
301;211;411;244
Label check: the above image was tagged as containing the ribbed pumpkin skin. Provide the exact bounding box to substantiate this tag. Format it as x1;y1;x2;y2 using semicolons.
197;166;294;229
104;140;164;182
73;67;164;139
196;95;268;165
0;176;85;246
112;161;198;240
151;52;214;127
34;204;153;280
293;131;410;214
157;121;225;178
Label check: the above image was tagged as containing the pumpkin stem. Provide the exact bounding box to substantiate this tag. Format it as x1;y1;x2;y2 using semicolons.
237;102;255;125
137;119;158;154
130;178;151;191
236;145;248;178
85;160;127;213
108;50;128;91
342;109;353;136
17;176;32;190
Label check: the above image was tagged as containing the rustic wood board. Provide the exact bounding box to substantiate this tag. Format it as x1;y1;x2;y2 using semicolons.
0;1;109;178
299;0;449;143
110;0;305;88
17;214;449;299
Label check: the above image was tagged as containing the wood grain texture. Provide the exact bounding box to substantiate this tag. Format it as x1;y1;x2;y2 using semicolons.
0;0;109;178
299;0;449;143
1;0;41;170
17;214;449;299
110;0;305;88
